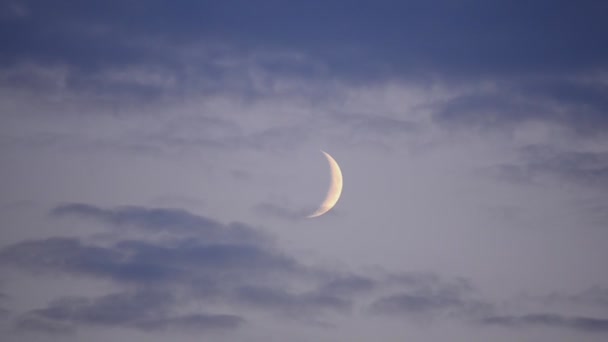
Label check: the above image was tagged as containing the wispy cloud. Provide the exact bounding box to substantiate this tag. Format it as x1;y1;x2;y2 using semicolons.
15;289;244;334
485;146;608;188
51;203;270;244
481;313;608;333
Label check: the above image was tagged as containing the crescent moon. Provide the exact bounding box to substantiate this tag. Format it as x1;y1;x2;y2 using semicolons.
307;150;343;218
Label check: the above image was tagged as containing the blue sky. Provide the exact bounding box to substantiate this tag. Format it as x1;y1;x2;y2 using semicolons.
1;1;608;341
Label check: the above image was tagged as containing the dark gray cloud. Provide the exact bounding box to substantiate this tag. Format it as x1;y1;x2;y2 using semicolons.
433;78;608;136
369;274;489;319
14;289;243;334
481;313;608;333
132;313;245;332
472;288;608;335
52;203;269;244
15;315;73;335
386;273;476;296
0;237;160;282
2;0;607;101
372;283;608;335
0;299;8;322
486;145;608;188
0;289;9;313
371;292;464;315
0;236;298;285
522;80;608;131
317;275;376;297
52;203;216;229
538;286;608;311
1;205;303;293
25;291;174;327
233;285;352;318
522;149;608;186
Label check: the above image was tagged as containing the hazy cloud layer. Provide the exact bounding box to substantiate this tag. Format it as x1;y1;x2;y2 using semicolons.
2;204;607;337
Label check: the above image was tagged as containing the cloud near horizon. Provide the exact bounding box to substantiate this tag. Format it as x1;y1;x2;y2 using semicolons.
0;203;605;337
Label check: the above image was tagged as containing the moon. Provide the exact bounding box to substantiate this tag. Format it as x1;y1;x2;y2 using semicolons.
307;150;343;218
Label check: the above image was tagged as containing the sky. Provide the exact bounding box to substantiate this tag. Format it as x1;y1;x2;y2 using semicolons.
1;1;608;341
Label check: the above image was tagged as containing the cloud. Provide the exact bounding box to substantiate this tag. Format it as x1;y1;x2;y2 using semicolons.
135;119;311;154
371;293;463;315
0;290;9;320
0;307;8;322
486;146;608;188
0;1;29;19
15;315;73;335
0;237;143;281
520;80;608;134
252;202;311;221
434;92;547;131
535;286;608;311
0;232;353;325
5;203;606;337
2;0;607;106
317;275;376;297
369;275;490;319
473;288;608;335
14;290;243;334
0;206;304;295
1;204;361;331
433;77;608;138
563;287;608;309
0;235;299;285
233;285;352;318
481;313;608;333
51;203;270;244
132;313;245;332
4;1;608;76
1;204;499;333
329;112;419;136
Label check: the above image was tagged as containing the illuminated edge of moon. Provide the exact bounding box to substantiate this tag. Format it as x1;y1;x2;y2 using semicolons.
306;150;343;218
